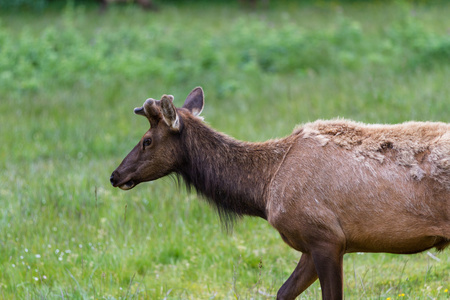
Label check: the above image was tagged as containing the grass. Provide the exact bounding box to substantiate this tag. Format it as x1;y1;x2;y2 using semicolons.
0;0;449;299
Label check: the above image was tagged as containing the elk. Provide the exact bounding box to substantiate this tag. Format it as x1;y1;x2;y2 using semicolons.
110;87;450;300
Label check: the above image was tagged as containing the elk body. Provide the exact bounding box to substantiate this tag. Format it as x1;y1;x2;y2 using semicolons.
110;87;450;300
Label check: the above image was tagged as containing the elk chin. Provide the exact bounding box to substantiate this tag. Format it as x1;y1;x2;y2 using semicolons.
119;180;136;190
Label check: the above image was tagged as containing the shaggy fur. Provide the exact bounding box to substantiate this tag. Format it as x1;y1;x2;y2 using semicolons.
300;119;450;189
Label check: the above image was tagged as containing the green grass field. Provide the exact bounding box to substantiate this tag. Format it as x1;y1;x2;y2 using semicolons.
0;1;449;299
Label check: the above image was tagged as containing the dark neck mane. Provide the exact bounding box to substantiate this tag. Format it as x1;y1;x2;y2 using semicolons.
176;115;294;226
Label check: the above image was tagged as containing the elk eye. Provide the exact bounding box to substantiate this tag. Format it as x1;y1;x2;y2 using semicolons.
143;138;152;148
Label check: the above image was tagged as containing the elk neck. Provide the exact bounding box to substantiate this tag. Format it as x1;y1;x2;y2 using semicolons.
176;115;295;223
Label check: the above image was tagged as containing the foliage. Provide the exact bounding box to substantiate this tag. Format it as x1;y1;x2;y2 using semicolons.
1;3;450;95
0;1;449;299
0;0;46;9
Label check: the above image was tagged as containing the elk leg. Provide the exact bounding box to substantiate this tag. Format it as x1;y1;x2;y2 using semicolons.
277;253;318;300
311;246;344;300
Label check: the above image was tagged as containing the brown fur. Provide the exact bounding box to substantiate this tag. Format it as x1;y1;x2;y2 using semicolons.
300;119;450;189
111;87;449;300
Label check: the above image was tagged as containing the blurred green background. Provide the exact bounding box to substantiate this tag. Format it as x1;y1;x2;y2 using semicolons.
0;0;449;299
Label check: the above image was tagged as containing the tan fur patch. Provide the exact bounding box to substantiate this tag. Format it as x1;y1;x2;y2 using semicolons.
298;119;450;188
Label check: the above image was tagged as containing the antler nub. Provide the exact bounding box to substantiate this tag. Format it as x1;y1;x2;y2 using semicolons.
134;106;145;116
143;98;155;114
134;98;155;116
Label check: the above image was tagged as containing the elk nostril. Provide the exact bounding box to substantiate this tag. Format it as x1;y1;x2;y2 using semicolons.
110;172;116;185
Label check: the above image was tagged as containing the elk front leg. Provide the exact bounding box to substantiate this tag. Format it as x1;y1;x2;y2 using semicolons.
311;244;344;300
277;253;318;300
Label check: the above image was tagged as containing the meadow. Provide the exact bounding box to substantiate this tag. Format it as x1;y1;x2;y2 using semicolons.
0;0;449;299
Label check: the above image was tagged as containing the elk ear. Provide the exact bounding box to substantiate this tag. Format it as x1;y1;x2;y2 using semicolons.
182;87;204;117
160;95;180;130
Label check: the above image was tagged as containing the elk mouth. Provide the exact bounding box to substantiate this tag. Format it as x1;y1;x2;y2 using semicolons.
118;180;136;190
110;171;138;190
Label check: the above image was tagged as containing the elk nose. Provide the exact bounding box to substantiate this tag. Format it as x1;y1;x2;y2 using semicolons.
110;171;117;186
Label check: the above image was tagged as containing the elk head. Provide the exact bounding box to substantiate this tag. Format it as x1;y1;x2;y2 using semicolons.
110;87;204;190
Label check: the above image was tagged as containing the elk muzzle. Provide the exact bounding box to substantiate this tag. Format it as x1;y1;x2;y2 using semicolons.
110;170;136;190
